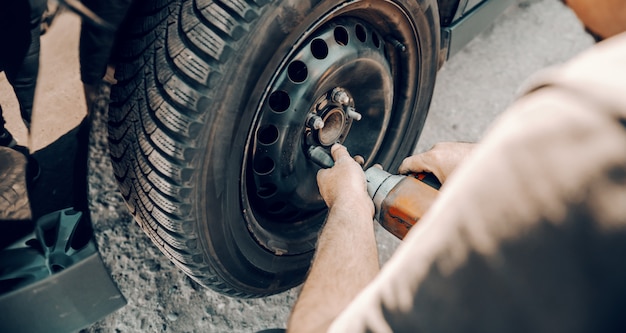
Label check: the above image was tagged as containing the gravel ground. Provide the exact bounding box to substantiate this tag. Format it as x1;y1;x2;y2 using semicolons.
80;1;593;332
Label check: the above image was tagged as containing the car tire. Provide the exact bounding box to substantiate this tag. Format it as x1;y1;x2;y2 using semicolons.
109;0;439;297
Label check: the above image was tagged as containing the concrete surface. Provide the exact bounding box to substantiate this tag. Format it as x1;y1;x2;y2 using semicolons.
0;0;594;332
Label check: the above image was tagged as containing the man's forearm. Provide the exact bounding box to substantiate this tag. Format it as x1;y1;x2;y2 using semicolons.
288;201;379;333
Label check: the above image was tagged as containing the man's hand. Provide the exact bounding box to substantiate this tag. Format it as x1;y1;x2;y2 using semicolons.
289;144;378;333
317;144;374;217
398;142;476;184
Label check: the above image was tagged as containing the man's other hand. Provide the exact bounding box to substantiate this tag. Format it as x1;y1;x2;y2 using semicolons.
398;142;476;184
317;144;374;217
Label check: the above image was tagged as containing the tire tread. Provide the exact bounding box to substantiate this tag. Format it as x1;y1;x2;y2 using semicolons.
109;0;271;297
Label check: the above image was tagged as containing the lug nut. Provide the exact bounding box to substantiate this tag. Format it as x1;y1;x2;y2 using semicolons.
307;115;325;130
346;107;362;121
332;88;350;105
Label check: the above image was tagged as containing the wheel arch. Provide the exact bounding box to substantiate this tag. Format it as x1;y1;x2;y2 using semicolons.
436;0;461;26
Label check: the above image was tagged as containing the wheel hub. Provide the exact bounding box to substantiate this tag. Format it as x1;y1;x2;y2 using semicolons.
306;87;361;148
317;107;345;145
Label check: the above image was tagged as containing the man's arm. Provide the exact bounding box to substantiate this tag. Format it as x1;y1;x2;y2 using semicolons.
287;145;379;333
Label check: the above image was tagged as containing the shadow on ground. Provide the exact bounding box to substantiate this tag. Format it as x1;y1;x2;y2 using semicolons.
30;118;90;221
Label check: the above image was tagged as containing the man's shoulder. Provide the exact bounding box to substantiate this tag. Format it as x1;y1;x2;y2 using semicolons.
522;32;626;114
560;31;626;82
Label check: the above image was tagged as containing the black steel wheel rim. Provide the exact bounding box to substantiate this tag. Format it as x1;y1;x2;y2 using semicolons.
241;2;421;256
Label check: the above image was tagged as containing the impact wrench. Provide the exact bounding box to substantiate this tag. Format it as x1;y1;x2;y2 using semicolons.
365;167;440;239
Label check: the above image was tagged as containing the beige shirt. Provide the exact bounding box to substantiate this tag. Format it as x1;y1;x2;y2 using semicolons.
329;32;626;333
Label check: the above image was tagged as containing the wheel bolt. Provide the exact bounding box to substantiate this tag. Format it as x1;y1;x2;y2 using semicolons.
307;115;325;130
346;107;362;121
332;88;350;105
